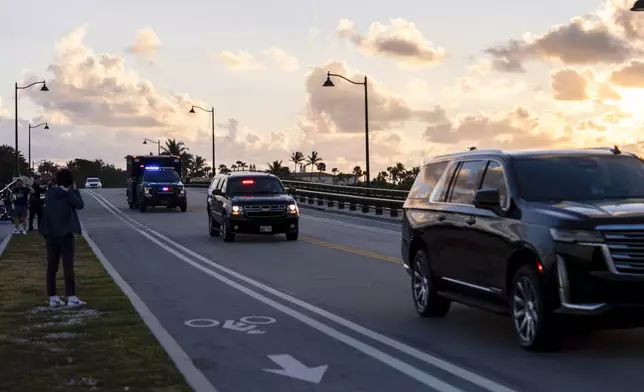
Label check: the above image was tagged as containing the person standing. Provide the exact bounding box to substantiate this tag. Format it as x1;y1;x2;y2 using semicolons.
11;179;30;234
29;175;47;231
39;168;86;307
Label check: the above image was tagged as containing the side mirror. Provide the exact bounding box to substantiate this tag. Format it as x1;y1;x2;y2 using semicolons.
211;188;222;196
287;187;296;195
473;188;501;211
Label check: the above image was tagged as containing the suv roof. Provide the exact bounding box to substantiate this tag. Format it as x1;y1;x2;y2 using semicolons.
432;146;631;161
222;171;278;179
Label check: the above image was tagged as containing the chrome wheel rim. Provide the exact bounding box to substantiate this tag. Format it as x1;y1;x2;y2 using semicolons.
412;260;429;311
513;277;539;343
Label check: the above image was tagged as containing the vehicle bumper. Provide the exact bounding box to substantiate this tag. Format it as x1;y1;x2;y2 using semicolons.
228;215;299;235
86;185;101;188
144;194;186;206
554;243;644;327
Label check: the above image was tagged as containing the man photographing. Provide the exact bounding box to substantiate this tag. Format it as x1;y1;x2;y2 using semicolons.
29;174;47;231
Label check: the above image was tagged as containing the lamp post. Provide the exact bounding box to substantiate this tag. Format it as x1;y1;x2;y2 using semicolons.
15;80;48;177
189;105;215;172
28;122;49;172
632;0;644;11
322;71;371;188
143;138;161;154
32;159;47;172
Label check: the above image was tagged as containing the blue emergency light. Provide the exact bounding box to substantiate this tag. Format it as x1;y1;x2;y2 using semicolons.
145;166;160;171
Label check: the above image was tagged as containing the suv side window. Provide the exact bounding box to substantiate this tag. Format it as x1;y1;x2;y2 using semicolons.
407;161;449;199
480;161;508;207
219;179;227;193
210;177;220;189
447;160;487;205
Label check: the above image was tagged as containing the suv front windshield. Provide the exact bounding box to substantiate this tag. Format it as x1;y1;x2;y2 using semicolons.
227;177;285;195
515;155;644;202
86;178;99;183
144;170;180;183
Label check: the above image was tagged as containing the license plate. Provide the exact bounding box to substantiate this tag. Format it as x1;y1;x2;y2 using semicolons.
260;225;272;233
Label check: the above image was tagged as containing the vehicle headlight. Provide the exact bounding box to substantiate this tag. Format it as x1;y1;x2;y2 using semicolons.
549;228;603;243
144;187;152;196
287;203;298;214
231;205;243;215
179;187;185;195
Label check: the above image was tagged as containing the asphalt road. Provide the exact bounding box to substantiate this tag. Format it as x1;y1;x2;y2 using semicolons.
79;188;644;392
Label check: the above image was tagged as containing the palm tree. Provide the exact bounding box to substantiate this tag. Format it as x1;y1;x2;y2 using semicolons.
290;151;304;173
316;162;326;181
306;151;322;182
267;160;284;175
218;164;230;174
161;139;187;156
230;164;238;172
352;166;363;184
240;162;248;171
331;167;338;184
191;155;208;177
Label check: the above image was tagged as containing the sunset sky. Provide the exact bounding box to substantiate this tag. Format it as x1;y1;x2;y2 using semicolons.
1;0;643;173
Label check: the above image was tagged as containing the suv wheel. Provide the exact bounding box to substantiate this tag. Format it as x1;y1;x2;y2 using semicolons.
221;216;235;242
208;214;220;237
411;249;450;317
139;199;147;212
511;265;560;351
180;202;187;212
285;229;298;241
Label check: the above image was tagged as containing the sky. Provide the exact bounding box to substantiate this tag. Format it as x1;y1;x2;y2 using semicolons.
1;0;644;174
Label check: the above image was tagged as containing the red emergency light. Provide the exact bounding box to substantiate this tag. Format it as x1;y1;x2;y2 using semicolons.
241;179;255;185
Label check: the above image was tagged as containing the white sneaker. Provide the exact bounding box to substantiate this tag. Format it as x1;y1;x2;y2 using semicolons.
11;229;20;234
67;296;86;308
21;229;27;235
49;296;66;307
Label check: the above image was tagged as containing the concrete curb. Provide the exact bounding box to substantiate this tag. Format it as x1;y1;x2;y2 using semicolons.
81;228;219;392
0;233;13;257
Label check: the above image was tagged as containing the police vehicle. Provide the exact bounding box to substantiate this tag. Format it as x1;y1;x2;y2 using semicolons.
206;172;299;242
125;155;187;212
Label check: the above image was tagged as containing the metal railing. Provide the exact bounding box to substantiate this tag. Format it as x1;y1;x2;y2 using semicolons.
184;178;406;218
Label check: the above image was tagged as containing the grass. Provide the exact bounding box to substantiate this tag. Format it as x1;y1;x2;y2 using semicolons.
0;233;193;392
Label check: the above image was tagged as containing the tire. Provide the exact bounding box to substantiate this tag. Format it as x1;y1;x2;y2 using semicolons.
411;249;450;317
180;203;187;212
128;200;134;209
221;216;235;242
285;230;298;241
139;199;147;212
510;265;561;352
208;214;220;237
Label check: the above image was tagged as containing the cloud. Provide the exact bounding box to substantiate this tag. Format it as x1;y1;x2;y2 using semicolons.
483;12;635;72
262;47;299;72
610;60;644;87
216;50;265;71
551;68;589;101
336;18;447;67
125;27;162;64
15;26;288;168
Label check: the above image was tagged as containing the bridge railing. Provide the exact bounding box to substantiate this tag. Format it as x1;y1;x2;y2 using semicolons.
184;178;407;218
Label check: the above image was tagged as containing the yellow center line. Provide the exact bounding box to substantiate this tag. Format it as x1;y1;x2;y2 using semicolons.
300;236;402;264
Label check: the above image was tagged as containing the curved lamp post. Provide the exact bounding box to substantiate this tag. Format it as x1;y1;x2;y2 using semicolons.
33;159;47;172
632;0;644;11
189;105;215;172
28;122;49;172
143;138;161;155
323;71;371;188
15;80;48;176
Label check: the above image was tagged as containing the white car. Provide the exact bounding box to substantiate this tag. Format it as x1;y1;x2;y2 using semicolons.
84;177;102;189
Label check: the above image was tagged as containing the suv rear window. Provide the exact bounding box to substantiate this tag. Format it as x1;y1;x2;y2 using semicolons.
144;170;180;183
227;177;285;195
86;178;99;182
515;155;644;201
408;162;448;199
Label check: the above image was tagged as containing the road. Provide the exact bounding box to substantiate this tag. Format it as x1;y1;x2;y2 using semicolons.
79;188;644;392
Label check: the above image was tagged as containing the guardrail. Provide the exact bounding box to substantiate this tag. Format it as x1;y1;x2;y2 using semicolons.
184;179;406;218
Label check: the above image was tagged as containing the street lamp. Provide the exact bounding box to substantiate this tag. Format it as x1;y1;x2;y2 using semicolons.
323;71;371;188
632;0;644;11
28;122;49;172
143;138;161;155
15;80;48;177
189;105;216;172
32;159;47;172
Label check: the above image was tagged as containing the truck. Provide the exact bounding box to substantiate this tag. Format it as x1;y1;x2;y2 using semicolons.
125;154;187;212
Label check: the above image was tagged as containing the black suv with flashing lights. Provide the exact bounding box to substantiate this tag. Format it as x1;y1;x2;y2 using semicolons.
206;172;299;242
136;167;187;212
402;147;644;351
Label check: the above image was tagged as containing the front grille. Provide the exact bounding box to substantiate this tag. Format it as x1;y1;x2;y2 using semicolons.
244;204;285;218
600;228;644;274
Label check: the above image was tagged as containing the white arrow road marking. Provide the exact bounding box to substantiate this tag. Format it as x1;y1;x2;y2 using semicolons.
263;354;328;384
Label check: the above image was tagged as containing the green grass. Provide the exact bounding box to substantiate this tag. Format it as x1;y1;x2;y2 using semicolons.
0;233;193;392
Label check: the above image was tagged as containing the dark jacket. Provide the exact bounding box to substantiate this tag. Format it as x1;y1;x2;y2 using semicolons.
39;187;84;239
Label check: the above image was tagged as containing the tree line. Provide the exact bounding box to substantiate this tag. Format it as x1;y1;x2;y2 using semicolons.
0;138;421;190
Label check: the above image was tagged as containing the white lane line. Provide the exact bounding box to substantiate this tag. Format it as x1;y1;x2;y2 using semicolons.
0;232;13;256
86;190;465;392
87;190;518;392
81;228;219;392
299;215;399;236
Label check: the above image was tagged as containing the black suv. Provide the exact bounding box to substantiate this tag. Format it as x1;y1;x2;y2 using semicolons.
206;172;299;242
401;147;644;351
137;168;187;212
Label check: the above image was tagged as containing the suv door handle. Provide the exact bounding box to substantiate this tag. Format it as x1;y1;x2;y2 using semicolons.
436;215;446;221
465;216;476;225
